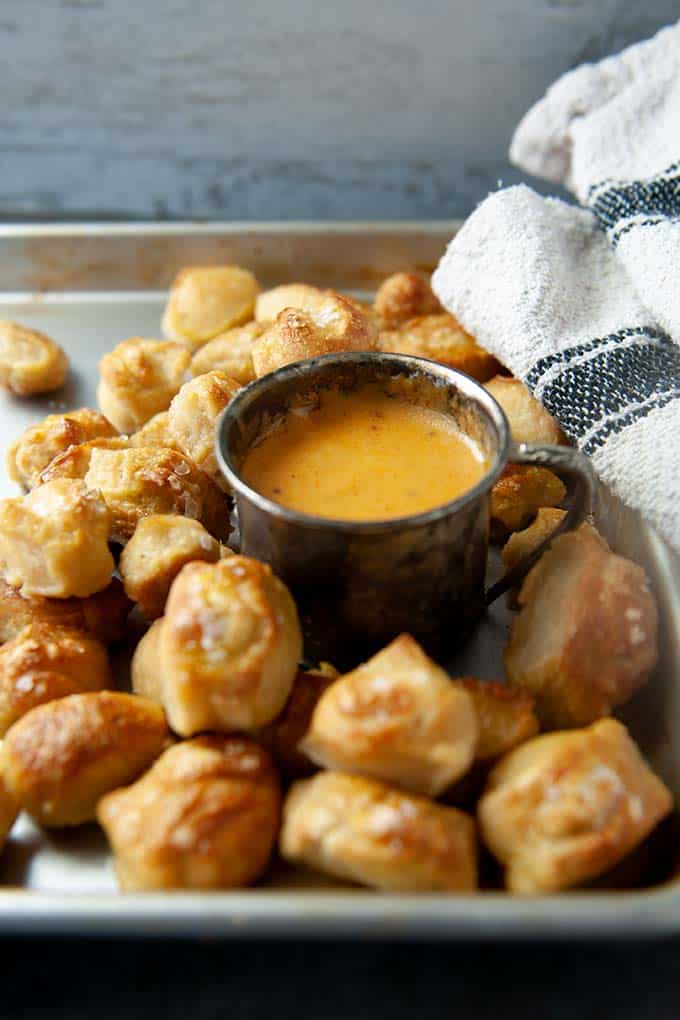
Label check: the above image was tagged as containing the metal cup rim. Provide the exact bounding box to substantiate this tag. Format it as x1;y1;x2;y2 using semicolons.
215;351;511;533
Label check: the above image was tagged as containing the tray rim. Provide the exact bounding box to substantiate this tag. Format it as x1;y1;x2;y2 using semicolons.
0;219;678;939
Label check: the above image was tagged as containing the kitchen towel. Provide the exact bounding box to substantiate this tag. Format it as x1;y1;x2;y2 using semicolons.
511;19;680;341
432;22;680;553
431;185;680;553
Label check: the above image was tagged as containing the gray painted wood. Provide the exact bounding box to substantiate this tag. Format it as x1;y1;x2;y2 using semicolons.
1;0;677;219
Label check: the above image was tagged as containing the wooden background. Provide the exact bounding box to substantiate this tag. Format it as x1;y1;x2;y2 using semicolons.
1;0;678;219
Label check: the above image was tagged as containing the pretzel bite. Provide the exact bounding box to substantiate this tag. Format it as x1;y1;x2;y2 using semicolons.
504;526;658;729
0;623;111;736
2;691;168;827
452;679;538;761
280;771;477;891
0;753;18;849
0;321;69;396
120;514;229;619
252;290;378;377
42;443;228;543
0;480;113;598
189;322;265;385
258;665;338;777
373;272;441;328
254;283;328;323
378;313;500;382
162;266;259;347
98;735;280;891
0;578;131;646
301;634;477;796
502;507;567;570
130;618;164;703
478;719;673;894
484;376;565;446
166;371;240;489
7;409;117;491
491;464;566;540
97;338;190;433
140;557;302;735
128;411;176;450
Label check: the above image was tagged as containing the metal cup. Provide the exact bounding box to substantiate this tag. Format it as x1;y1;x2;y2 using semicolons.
216;352;593;668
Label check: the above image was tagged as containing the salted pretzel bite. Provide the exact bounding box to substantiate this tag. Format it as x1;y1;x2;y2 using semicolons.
478;719;672;894
280;771;477;892
42;442;228;543
0;578;130;646
7;409;117;491
504;525;658;729
0;623;111;736
120;514;230;619
166;371;240;489
0;754;18;850
162;266;259;347
378;313;500;381
97;337;190;433
258;664;338;777
301;634;477;796
0;479;113;598
373;272;441;328
252;290;377;377
0;321;68;396
484;376;565;446
98;736;280;891
2;691;169;827
254;283;328;323
189;322;265;385
491;464;566;540
131;556;302;736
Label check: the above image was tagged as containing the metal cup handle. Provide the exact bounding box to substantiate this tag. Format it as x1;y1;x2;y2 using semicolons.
484;442;596;605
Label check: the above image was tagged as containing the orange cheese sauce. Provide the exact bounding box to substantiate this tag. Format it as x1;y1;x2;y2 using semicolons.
241;386;488;521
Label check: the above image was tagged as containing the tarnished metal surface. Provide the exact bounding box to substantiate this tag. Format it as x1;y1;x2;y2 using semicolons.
0;223;677;938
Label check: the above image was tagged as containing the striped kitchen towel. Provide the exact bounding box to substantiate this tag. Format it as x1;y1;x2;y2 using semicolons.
431;185;680;553
510;19;680;340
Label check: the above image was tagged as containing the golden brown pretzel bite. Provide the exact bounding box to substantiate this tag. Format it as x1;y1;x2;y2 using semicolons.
0;753;18;850
98;736;280;891
478;719;672;894
131;556;302;736
162;266;259;347
504;525;658;729
0;578;131;646
300;634;477;796
501;507;567;570
189;322;265;385
2;691;169;827
452;678;538;762
7;409;117;491
0;321;68;396
378;313;500;382
252;290;377;377
280;771;477;892
0;480;114;598
0;623;111;736
42;443;229;543
254;283;328;323
490;464;566;540
120;514;230;620
258;665;338;777
166;371;240;489
373;271;441;328
484;376;566;446
97;337;190;433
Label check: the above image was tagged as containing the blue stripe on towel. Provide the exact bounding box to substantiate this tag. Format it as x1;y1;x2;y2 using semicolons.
587;162;680;247
525;328;680;452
